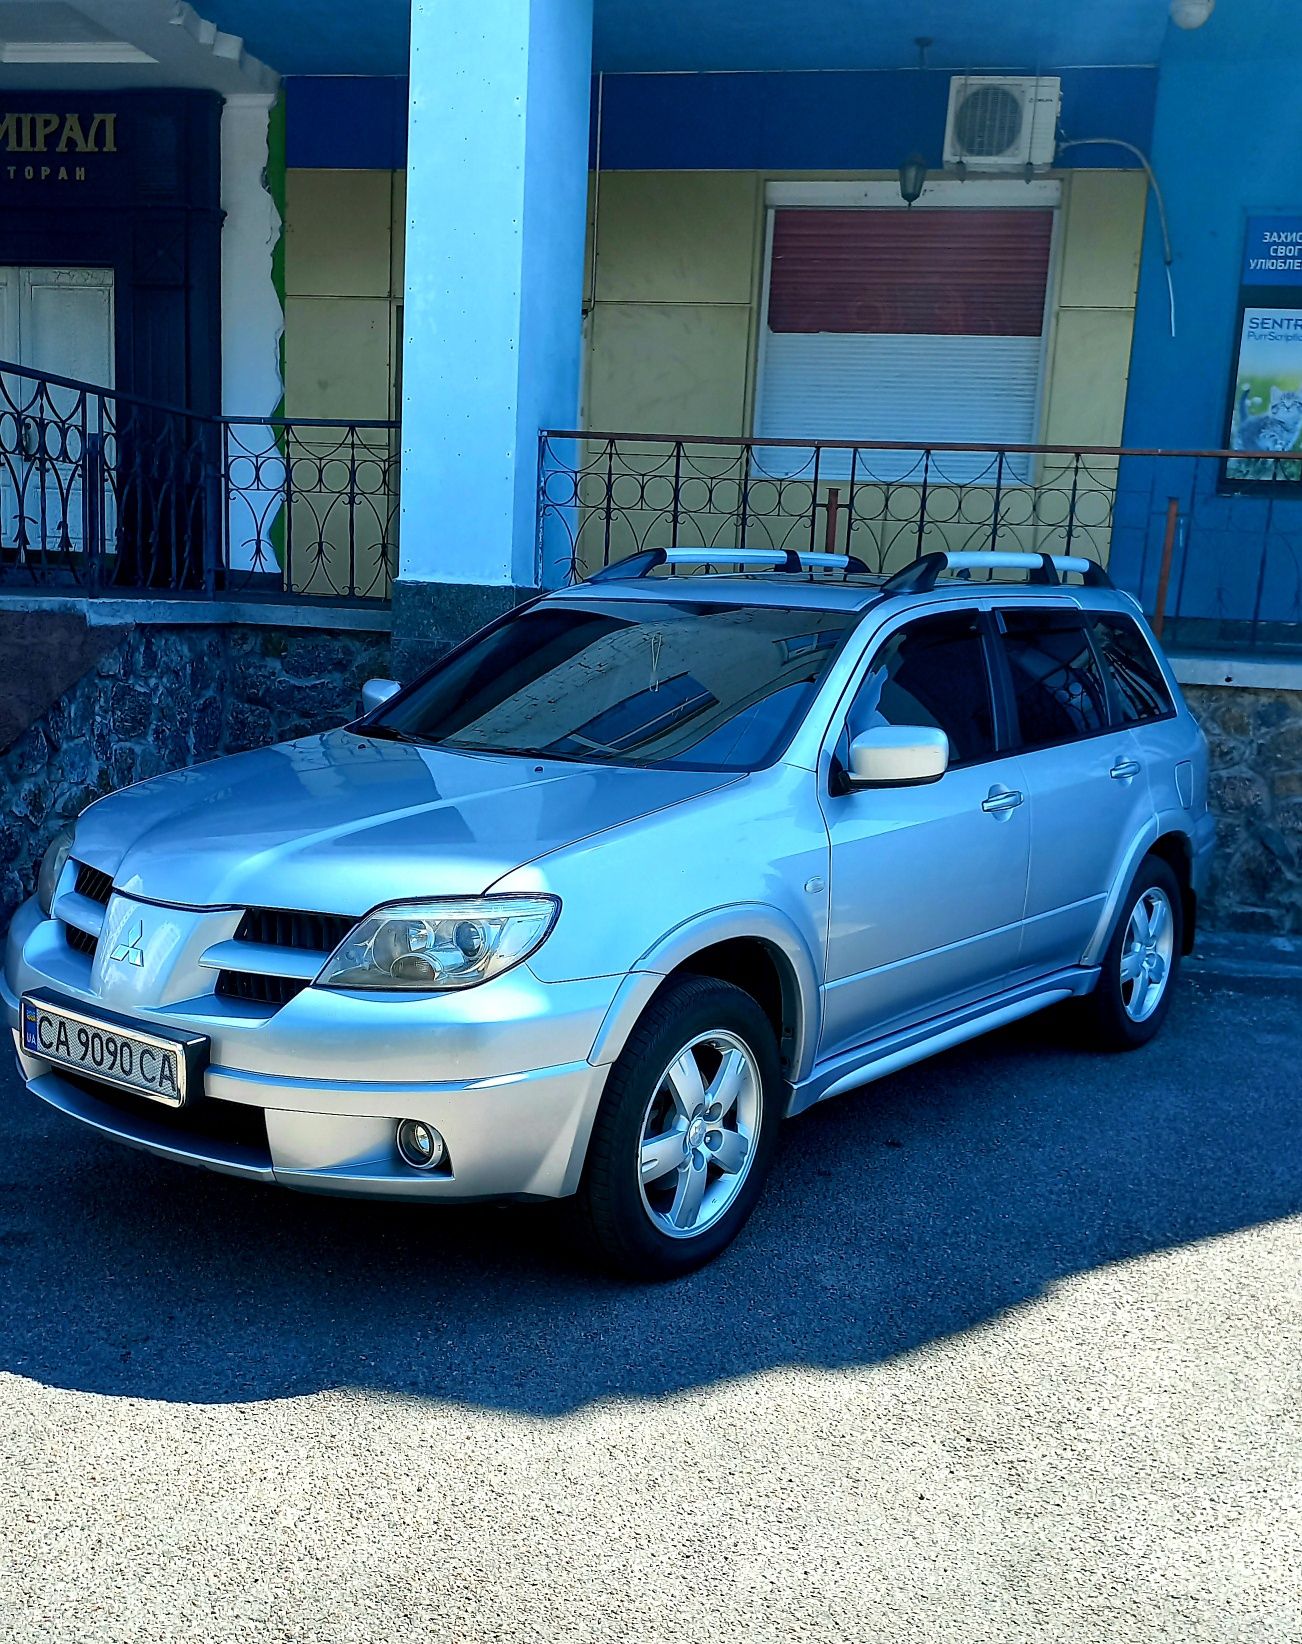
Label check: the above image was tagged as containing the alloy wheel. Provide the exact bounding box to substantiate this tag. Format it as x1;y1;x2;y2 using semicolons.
637;1030;763;1240
1120;885;1175;1023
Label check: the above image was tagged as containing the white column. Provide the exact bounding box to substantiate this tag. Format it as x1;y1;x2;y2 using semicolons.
398;0;593;593
220;91;283;575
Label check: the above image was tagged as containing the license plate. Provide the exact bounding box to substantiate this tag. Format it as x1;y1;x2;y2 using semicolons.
20;990;207;1108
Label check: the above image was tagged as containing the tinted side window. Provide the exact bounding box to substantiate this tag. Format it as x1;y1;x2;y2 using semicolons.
848;612;996;766
998;610;1109;749
1091;615;1175;725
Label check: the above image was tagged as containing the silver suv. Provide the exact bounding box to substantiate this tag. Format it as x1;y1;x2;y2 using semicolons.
6;549;1213;1277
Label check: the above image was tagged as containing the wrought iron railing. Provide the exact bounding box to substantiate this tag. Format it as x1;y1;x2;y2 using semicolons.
0;361;397;602
539;431;1302;654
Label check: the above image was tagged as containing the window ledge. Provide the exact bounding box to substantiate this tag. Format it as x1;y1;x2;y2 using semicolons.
1170;652;1302;692
0;592;390;633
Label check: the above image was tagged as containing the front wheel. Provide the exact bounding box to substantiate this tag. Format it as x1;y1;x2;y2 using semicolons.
577;975;784;1279
1082;855;1184;1050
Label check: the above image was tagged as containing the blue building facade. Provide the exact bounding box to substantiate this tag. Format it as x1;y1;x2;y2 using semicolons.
0;0;1296;649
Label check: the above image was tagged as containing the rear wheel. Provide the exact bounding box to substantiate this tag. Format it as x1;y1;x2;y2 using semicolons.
577;975;783;1279
1082;855;1183;1050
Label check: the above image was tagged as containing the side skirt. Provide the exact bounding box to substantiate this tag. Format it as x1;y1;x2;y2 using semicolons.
787;967;1100;1116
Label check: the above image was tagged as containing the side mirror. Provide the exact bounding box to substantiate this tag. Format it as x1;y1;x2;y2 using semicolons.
361;677;402;715
847;725;949;787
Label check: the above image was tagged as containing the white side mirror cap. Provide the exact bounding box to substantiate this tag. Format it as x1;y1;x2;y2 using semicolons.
361;678;402;715
848;725;949;787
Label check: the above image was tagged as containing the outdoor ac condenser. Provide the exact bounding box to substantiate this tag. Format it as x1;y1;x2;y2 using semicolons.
943;76;1062;171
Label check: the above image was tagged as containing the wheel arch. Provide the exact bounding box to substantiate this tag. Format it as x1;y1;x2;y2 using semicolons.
1083;820;1197;966
1146;830;1197;953
588;904;821;1087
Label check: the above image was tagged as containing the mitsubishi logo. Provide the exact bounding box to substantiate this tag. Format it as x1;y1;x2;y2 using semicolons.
109;920;145;968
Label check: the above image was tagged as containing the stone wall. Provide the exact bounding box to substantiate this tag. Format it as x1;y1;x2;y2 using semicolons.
1;623;390;928
1185;685;1302;936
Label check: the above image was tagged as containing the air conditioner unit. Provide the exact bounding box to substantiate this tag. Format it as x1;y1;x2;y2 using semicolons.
943;76;1061;171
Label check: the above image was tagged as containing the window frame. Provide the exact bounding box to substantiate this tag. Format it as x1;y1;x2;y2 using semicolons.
1087;613;1179;730
829;606;1007;789
988;604;1128;755
752;179;1064;482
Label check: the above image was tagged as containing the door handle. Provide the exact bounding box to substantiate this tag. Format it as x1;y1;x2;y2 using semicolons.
982;787;1025;815
1110;759;1141;781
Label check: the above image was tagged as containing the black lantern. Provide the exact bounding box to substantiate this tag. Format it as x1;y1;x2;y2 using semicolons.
898;153;928;207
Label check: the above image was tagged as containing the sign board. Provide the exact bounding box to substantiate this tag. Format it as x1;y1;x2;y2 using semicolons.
1242;216;1302;287
1225;218;1302;488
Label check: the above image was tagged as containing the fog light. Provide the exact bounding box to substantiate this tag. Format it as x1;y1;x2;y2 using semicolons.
396;1119;446;1171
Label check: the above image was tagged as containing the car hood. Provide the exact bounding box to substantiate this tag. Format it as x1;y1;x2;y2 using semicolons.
74;730;737;914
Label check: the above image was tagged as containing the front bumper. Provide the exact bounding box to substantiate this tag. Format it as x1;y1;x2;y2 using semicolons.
4;897;618;1201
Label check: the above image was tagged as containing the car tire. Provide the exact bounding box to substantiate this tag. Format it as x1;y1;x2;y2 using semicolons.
1081;855;1184;1051
577;974;784;1280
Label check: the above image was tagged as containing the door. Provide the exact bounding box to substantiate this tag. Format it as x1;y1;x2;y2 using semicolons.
0;266;115;558
992;606;1155;974
818;609;1032;1059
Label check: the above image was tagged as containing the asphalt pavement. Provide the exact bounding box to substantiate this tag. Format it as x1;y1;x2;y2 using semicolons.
0;970;1299;1642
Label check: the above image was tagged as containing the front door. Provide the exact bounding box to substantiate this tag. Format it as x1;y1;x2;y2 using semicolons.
0;265;115;560
818;609;1032;1058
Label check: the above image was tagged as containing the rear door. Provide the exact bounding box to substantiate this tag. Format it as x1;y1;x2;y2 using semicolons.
991;605;1153;974
818;607;1031;1057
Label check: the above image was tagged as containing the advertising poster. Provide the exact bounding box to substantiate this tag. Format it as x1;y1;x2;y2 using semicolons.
1225;217;1302;487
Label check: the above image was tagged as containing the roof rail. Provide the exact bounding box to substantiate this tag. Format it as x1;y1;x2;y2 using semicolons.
587;547;871;582
881;550;1112;596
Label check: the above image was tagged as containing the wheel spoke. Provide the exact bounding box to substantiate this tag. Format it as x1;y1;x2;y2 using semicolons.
1129;901;1151;945
1120;949;1145;982
664;1050;706;1117
710;1129;749;1174
1147;896;1169;945
670;1157;708;1230
641;1129;685;1184
707;1048;749;1119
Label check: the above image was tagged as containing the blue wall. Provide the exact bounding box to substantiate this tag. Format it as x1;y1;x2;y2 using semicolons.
1119;0;1302;627
593;68;1155;171
284;77;407;170
284;67;1155;174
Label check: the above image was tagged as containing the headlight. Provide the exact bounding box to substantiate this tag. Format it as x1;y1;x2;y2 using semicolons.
316;896;560;992
37;824;76;918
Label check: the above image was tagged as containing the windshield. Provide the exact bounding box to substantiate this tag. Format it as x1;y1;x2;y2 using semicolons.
368;597;859;771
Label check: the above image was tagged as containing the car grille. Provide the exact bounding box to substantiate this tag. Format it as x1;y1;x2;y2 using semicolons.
214;905;355;1010
57;859;114;965
232;907;354;953
75;862;113;905
64;924;98;958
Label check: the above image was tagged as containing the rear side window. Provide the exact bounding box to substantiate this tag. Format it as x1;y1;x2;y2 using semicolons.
847;611;996;766
1091;615;1175;725
998;610;1109;750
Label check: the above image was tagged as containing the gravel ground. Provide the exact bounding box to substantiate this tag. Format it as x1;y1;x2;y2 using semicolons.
0;972;1299;1643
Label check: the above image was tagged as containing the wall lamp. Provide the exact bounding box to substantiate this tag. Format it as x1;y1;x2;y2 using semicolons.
898;153;928;207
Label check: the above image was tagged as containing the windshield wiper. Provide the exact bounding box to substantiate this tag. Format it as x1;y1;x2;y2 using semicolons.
359;724;436;747
447;741;600;765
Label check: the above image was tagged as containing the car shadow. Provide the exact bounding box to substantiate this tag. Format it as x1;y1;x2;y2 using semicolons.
1;973;1299;1414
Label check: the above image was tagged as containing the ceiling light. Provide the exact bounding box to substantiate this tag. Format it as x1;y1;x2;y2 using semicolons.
1170;0;1214;28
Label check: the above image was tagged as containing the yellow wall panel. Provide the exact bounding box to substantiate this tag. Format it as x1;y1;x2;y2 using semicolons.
285;296;393;421
593;172;761;305
285;170;394;299
587;302;752;435
1058;170;1148;310
1042;307;1137;449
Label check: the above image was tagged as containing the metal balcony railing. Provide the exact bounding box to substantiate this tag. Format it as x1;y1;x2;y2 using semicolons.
0;361;397;603
539;431;1302;655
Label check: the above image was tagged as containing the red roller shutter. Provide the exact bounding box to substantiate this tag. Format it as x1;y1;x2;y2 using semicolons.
767;209;1054;337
